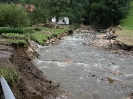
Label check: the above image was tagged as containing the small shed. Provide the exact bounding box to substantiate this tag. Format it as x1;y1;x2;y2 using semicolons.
52;17;69;25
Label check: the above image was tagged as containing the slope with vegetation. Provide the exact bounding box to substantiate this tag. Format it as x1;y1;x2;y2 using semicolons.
116;1;133;46
0;0;133;98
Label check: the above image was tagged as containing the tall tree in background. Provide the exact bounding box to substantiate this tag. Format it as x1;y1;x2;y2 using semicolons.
48;0;70;22
0;3;30;27
69;1;86;24
0;0;19;3
29;0;50;24
30;0;71;24
2;0;131;28
86;0;131;28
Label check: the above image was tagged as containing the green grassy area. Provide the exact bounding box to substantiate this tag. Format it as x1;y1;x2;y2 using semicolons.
116;30;133;46
0;67;18;86
0;26;70;45
30;26;69;45
31;33;51;45
120;2;133;30
117;2;133;46
2;33;25;37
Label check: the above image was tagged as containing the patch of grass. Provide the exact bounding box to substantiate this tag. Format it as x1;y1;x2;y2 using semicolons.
116;30;133;46
0;26;70;45
31;33;51;45
8;39;27;44
22;27;34;34
0;27;23;34
120;2;133;30
3;39;27;44
0;67;18;86
30;26;69;45
2;33;25;37
120;16;133;30
117;2;133;46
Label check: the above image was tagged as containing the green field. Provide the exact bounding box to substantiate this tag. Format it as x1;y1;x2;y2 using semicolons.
0;26;70;45
120;2;133;30
116;2;133;46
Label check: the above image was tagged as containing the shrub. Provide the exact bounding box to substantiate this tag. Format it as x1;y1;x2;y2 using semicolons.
0;67;18;86
0;3;30;27
0;27;24;34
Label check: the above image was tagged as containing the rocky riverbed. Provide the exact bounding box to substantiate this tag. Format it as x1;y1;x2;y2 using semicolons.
0;27;133;99
33;31;133;99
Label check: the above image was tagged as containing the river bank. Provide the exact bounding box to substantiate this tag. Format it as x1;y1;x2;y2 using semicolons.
0;42;66;99
0;26;133;99
33;31;133;99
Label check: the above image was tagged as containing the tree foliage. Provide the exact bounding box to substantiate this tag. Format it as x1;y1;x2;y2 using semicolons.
71;0;131;28
0;0;131;28
0;3;30;27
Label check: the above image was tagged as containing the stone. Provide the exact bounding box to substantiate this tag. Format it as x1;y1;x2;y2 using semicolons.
117;25;122;30
107;77;118;83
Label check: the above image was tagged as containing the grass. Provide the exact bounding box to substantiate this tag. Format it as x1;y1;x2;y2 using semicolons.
31;33;51;45
120;16;133;30
116;30;133;46
0;67;18;86
120;2;133;30
0;26;70;45
1;33;27;45
2;33;25;37
116;1;133;46
30;26;69;45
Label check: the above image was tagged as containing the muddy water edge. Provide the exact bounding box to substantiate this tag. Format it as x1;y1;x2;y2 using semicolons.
33;32;133;99
0;43;64;99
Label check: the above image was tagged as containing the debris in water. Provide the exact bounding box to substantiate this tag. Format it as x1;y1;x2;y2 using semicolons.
112;70;123;75
107;77;118;83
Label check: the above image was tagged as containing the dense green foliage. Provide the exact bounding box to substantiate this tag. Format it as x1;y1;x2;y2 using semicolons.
29;0;50;24
0;27;24;34
31;0;131;28
0;0;132;28
0;3;30;27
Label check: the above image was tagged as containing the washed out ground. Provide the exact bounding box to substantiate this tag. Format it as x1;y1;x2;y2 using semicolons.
0;42;66;99
33;30;133;99
0;25;133;99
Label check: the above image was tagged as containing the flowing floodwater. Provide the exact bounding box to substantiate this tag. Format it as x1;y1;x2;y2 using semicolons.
33;33;133;99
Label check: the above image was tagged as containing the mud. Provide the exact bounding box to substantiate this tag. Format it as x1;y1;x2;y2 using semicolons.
0;43;63;99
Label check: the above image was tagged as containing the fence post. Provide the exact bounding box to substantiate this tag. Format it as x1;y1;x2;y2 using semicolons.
0;76;15;99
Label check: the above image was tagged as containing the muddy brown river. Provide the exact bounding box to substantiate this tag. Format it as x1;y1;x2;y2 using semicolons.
33;33;133;99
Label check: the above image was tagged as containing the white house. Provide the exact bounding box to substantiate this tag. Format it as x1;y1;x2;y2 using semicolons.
52;17;69;25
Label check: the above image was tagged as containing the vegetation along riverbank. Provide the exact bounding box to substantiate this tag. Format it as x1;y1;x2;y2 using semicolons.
0;0;133;99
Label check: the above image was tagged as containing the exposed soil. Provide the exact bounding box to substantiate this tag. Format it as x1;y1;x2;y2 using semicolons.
0;42;63;99
0;27;133;99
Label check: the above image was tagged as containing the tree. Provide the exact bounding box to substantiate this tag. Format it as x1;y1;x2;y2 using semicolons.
29;0;50;24
0;3;30;27
48;0;70;22
87;0;131;28
0;0;19;3
17;0;131;28
30;0;71;25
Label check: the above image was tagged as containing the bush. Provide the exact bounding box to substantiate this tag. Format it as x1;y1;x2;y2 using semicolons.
0;3;30;27
0;27;24;34
0;67;18;86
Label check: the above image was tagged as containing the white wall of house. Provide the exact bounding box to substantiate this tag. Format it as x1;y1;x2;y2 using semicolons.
51;17;69;25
